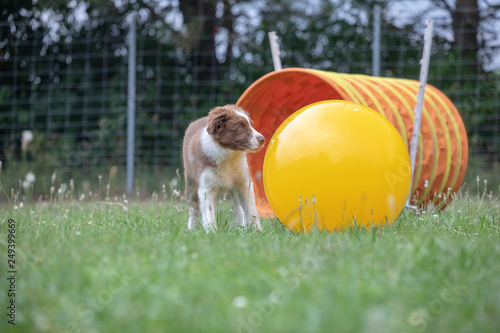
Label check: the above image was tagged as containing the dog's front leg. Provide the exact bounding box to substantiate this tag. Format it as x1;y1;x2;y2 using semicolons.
198;187;217;232
235;180;262;231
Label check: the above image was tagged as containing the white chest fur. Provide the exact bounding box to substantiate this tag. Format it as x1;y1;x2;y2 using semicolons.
199;150;249;192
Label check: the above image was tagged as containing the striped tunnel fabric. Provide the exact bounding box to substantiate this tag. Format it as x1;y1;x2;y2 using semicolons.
237;68;468;217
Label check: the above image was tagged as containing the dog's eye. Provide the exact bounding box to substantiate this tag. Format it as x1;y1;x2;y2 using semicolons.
238;125;245;131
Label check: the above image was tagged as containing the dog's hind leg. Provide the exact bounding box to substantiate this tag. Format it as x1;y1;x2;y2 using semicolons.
198;187;217;232
231;188;246;228
186;180;200;230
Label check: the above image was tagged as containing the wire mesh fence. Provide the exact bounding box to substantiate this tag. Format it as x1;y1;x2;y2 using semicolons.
1;2;499;198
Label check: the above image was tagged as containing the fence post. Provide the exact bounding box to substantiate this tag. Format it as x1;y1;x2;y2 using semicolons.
126;13;137;193
407;19;434;206
268;31;282;71
372;3;381;77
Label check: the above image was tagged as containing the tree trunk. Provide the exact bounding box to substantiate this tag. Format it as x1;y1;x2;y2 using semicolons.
452;0;480;65
179;0;218;85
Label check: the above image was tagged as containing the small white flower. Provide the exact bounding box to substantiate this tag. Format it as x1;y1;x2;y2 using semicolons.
232;296;249;308
88;221;93;225
25;171;36;184
169;178;179;188
51;172;57;184
58;183;67;196
22;180;31;191
424;179;429;188
74;231;81;236
22;130;34;143
19;202;24;209
173;189;181;197
21;130;34;150
13;205;19;212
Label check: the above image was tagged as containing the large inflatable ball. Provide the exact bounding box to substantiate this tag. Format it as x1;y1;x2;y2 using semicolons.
263;100;412;232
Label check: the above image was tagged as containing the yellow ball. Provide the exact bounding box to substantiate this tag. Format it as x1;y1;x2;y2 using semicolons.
263;100;412;232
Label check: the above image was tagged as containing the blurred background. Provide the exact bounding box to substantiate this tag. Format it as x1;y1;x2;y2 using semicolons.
1;0;499;201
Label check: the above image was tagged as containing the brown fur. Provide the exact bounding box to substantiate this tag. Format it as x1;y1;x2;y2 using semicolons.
182;105;259;188
207;105;255;151
181;104;265;231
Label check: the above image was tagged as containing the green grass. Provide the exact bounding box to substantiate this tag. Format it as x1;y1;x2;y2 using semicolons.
0;191;499;333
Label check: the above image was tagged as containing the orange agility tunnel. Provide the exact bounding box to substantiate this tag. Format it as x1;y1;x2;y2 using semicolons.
236;68;468;217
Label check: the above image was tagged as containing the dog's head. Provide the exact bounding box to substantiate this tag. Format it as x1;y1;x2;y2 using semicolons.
207;105;265;152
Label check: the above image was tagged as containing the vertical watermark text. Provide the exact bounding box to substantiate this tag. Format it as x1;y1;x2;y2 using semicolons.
6;218;17;326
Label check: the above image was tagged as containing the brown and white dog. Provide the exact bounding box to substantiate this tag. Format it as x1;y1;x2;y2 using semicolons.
182;104;265;232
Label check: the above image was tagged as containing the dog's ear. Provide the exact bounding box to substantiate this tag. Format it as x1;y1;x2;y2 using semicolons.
207;106;230;135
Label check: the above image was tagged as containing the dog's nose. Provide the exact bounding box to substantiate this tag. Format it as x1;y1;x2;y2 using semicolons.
257;135;265;145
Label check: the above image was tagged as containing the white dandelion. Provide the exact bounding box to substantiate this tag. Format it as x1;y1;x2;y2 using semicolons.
25;171;36;184
232;296;249;308
21;130;34;151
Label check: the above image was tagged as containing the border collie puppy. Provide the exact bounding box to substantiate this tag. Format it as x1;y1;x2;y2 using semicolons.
182;104;265;232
